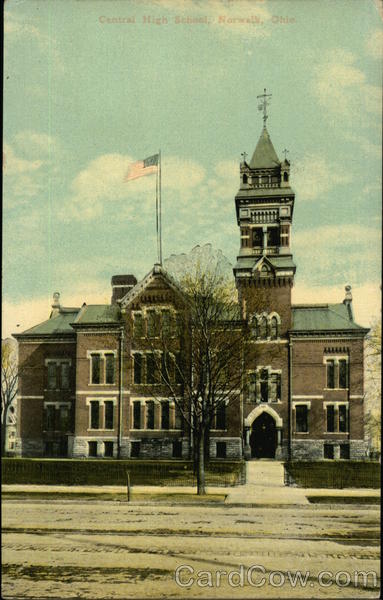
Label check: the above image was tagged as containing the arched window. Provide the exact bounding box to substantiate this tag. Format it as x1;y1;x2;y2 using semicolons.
270;316;278;339
283;172;289;182
242;174;248;184
259;316;268;339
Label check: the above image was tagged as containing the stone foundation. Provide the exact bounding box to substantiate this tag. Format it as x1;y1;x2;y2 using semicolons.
288;439;368;461
209;437;242;459
15;438;43;457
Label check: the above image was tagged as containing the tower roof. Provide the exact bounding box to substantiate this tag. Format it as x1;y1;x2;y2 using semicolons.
249;127;280;169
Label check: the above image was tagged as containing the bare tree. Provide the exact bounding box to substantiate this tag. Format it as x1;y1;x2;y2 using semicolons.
364;319;381;458
151;261;244;495
1;338;18;456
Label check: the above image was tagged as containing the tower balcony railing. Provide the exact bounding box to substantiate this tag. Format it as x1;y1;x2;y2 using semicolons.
249;182;280;189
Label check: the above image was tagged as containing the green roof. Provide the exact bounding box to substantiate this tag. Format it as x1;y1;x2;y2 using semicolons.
16;309;79;336
249;127;280;169
73;304;121;325
292;303;367;332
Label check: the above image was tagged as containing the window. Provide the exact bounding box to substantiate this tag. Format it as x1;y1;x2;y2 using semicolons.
104;401;114;429
147;310;159;337
161;401;170;429
241;227;249;248
104;441;114;457
162;311;172;337
270;373;281;402
249;372;257;402
325;357;349;389
161;352;171;385
105;354;115;385
172;440;182;458
295;405;308;433
259;317;268;339
133;313;144;338
267;227;279;246
146;353;157;384
90;401;100;429
47;363;57;389
133;401;141;429
216;403;226;430
283;172;289;182
175;403;183;429
61;363;70;389
146;401;155;429
270;317;278;340
242;174;248;184
216;442;227;458
91;354;101;384
57;405;70;432
326;360;335;389
280;224;289;247
326;405;335;432
133;354;143;384
339;360;348;389
260;369;268;402
88;441;98;457
340;444;350;459
252;228;263;247
44;405;56;431
324;444;334;459
338;405;348;432
131;441;140;458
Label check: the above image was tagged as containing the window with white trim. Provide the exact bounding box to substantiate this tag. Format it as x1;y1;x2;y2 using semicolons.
325;403;349;433
46;360;71;390
325;356;349;389
295;405;308;433
88;351;117;385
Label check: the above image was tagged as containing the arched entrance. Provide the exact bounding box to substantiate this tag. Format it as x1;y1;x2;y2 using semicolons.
250;412;277;459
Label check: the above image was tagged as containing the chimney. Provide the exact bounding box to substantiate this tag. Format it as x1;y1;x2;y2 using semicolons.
111;274;137;304
50;292;61;318
343;285;353;321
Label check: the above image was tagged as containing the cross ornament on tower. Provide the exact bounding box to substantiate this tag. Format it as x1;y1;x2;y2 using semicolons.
257;88;272;126
241;151;248;163
283;148;289;160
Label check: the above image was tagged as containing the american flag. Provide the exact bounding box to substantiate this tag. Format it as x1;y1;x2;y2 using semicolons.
124;154;159;182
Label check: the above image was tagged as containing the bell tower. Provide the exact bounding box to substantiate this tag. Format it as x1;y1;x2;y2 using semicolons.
233;90;296;332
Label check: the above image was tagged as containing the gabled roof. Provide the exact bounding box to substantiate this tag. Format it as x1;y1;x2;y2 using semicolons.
14;309;80;338
120;263;186;308
292;303;368;333
234;255;296;272
72;304;121;326
249;127;280;169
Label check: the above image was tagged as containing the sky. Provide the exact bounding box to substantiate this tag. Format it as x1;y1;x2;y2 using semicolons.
3;0;382;338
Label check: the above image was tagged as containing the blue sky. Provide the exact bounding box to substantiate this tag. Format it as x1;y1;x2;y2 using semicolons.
3;0;382;336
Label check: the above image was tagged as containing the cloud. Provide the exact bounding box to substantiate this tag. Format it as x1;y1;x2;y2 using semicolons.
293;224;381;289
3;143;43;175
13;130;60;156
343;132;381;159
292;153;352;201
366;29;383;60
59;153;206;222
4;12;65;73
311;49;381;121
292;281;381;328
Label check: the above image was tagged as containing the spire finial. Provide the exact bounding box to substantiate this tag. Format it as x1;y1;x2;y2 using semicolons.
241;151;248;163
257;88;272;126
283;148;289;160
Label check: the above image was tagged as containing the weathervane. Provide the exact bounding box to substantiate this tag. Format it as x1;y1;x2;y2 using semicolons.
257;88;272;126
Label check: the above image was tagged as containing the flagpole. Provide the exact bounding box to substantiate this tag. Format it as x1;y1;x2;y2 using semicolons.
155;154;160;264
159;149;162;265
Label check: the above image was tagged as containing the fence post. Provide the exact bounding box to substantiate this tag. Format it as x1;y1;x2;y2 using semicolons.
126;470;131;502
